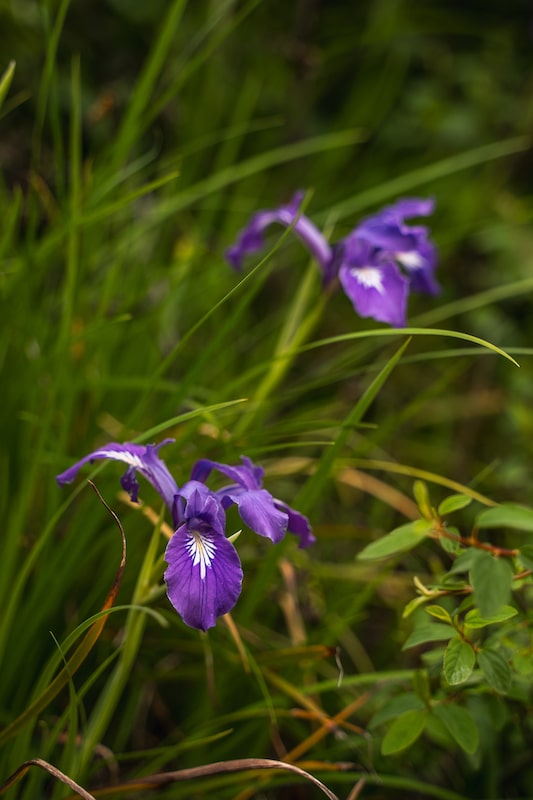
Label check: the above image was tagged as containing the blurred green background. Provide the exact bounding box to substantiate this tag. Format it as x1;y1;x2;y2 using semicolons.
1;1;533;798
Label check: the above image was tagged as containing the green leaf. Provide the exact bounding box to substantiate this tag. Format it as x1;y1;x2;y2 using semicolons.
413;480;433;518
403;623;455;650
381;709;428;755
469;550;514;617
432;703;479;754
402;595;431;618
446;546;477;575
412;670;431;705
443;637;475;685
464;605;518;629
475;503;533;532
426;605;453;623
477;649;512;694
369;693;425;729
513;652;533;676
439;534;463;555
0;61;15;111
438;494;473;516
296;336;411;515
518;544;533;571
358;520;433;561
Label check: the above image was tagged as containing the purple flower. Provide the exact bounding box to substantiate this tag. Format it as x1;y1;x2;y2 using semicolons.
165;482;243;631
191;455;316;549
226;191;335;281
57;441;313;631
225;192;439;327
336;236;410;328
354;198;440;297
56;439;179;511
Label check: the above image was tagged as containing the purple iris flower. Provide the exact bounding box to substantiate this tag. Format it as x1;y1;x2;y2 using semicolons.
55;439;179;510
225;192;439;327
191;455;315;549
354;198;440;297
57;441;313;631
165;481;243;631
226;191;334;281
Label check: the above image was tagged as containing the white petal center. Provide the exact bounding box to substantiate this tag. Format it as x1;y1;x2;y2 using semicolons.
350;266;384;293
186;530;216;580
396;250;423;270
94;450;145;469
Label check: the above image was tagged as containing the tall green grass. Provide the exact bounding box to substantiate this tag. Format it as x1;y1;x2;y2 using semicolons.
1;1;532;797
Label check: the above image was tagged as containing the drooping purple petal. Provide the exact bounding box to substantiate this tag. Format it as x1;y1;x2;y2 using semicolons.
56;439;179;512
222;487;288;543
338;237;409;327
225;192;333;277
274;500;316;549
191;455;288;541
191;456;314;545
164;484;243;631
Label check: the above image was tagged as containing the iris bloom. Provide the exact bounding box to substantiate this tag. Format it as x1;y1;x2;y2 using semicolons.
225;192;439;327
57;441;313;631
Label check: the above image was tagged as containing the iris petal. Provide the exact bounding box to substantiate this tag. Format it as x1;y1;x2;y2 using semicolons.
222;488;288;543
274;500;315;548
56;440;179;512
164;524;243;631
191;456;314;546
164;486;243;631
339;256;409;328
225;192;332;276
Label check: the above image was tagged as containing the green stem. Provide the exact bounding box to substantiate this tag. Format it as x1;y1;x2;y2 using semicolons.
76;522;163;776
234;265;330;438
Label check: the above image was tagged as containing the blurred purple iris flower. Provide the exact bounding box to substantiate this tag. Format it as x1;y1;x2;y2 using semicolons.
57;441;313;631
225;192;439;327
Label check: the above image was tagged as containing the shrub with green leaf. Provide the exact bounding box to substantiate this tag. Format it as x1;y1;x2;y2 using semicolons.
1;2;532;799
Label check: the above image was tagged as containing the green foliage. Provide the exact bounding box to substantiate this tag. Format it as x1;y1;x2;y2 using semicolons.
1;1;533;799
443;637;476;685
477;648;513;694
464;605;517;629
403;623;455;649
438;493;473;516
381;709;428;755
0;60;15;111
357;519;433;560
476;502;533;532
432;703;478;755
469;549;514;616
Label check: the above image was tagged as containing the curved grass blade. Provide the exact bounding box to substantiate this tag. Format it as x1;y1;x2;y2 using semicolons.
131;398;248;443
346;460;497;507
90;758;341;800
0;61;15;112
151;129;365;220
328;136;530;221
0;483;126;747
298;328;519;367
296;338;411;514
0;758;95;800
109;0;188;169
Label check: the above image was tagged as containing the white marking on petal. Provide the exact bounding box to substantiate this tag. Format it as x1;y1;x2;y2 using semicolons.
396;250;423;270
186;530;216;580
94;450;145;469
350;266;384;293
